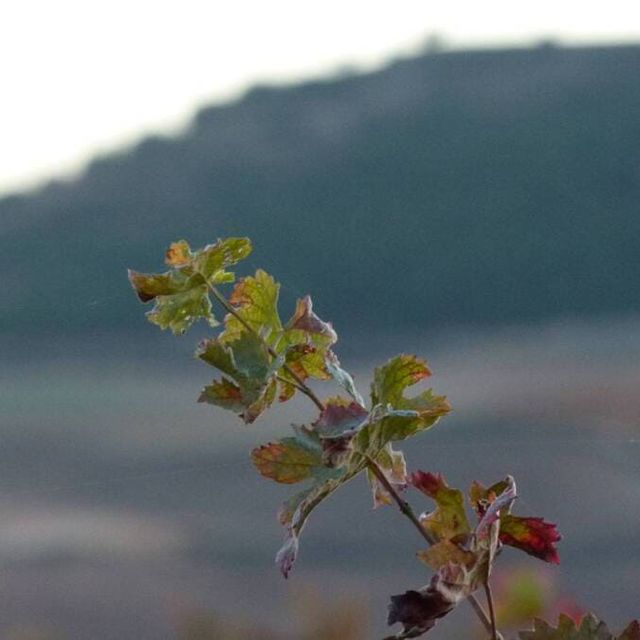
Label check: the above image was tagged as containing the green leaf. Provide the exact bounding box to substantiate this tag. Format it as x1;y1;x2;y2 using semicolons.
253;411;371;577
198;377;244;412
354;355;450;456
194;277;353;420
372;353;451;421
371;354;431;407
128;269;189;301
277;379;297;403
354;401;449;464
196;337;238;376
194;268;288;421
147;282;213;334
128;266;215;335
199;376;277;424
128;237;252;334
281;343;332;383
193;237;253;283
519;614;640;640
325;351;365;406
197;332;279;423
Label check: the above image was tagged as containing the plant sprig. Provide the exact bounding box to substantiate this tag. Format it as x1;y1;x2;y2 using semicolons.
129;237;633;639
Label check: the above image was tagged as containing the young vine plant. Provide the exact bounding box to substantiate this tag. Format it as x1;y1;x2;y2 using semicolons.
129;237;638;640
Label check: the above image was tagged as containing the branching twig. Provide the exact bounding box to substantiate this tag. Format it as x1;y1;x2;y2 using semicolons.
275;375;308;395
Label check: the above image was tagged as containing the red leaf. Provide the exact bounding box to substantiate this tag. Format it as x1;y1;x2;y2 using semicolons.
409;471;444;497
500;515;562;564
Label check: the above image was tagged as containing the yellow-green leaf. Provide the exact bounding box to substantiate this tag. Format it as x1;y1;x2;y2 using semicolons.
411;471;470;542
193;237;252;283
220;269;282;343
371;354;431;407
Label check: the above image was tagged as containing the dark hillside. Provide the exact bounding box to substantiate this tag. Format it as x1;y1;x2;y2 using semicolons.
2;44;640;335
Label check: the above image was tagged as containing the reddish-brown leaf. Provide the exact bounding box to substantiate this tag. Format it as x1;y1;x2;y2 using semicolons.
251;439;322;484
286;295;337;343
313;397;369;438
384;579;456;639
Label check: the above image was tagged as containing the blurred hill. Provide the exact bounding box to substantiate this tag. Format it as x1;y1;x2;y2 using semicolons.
2;43;640;336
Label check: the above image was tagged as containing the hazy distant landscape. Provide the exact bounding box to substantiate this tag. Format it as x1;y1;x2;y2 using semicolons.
1;318;639;637
2;44;640;336
1;42;639;638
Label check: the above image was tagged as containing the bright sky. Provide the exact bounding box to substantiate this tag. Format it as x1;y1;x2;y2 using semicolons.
1;0;639;196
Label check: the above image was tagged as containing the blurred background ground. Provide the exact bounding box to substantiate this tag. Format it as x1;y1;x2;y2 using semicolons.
1;15;640;640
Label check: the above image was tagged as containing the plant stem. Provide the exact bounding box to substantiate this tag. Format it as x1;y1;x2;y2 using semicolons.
209;285;325;412
366;456;436;545
484;582;498;640
275;375;307;395
366;458;503;640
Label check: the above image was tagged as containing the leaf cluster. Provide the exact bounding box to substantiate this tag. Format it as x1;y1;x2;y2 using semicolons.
256;354;450;577
130;238;347;421
129;238;451;578
385;474;561;638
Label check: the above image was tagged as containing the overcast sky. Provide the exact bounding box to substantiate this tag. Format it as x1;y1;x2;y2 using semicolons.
2;0;639;196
